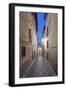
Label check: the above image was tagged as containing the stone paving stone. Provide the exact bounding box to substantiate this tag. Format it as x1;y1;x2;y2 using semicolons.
22;55;56;78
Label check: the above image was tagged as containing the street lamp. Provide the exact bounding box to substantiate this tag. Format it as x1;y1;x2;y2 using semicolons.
41;38;44;43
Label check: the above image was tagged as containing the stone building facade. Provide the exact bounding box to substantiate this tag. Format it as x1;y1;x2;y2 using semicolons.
42;13;58;75
19;12;38;77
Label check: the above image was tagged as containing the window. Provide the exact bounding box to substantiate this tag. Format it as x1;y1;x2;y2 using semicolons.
47;40;49;48
47;27;48;36
21;47;26;57
29;29;32;42
47;53;48;60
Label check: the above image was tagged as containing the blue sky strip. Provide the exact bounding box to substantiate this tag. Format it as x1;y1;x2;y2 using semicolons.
37;13;45;47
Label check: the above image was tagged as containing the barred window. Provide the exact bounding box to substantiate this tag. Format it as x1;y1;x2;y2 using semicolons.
21;47;26;57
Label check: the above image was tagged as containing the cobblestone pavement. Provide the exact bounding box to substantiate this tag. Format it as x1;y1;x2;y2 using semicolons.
22;55;56;78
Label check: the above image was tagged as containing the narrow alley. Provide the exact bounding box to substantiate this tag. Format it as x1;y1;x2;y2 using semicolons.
19;12;58;78
22;55;56;77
